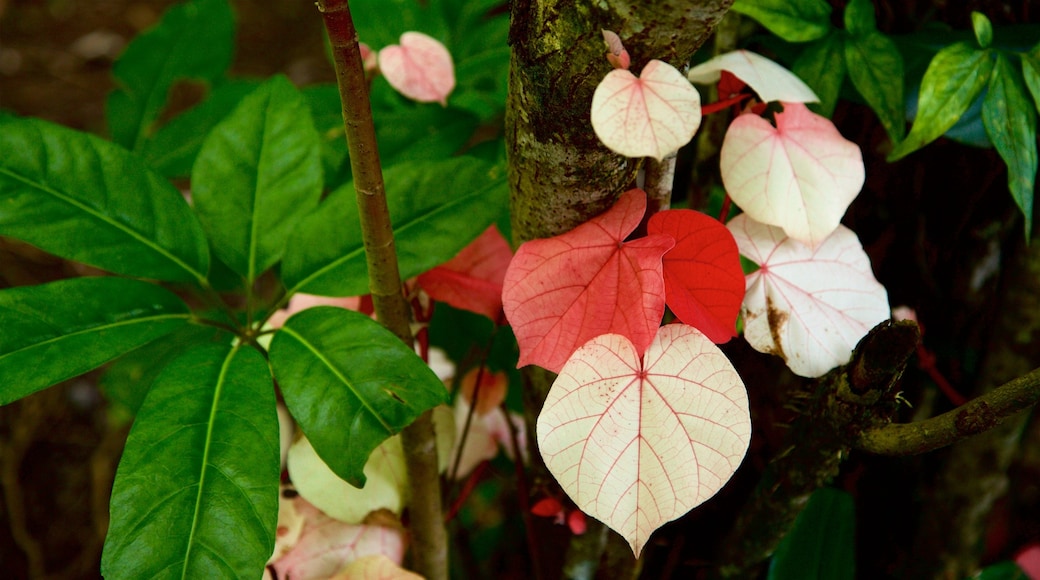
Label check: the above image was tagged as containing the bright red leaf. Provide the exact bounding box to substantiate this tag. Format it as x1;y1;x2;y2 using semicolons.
648;209;745;343
502;189;675;373
418;225;513;321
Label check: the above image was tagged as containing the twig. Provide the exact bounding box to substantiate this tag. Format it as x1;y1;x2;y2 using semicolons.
316;1;447;578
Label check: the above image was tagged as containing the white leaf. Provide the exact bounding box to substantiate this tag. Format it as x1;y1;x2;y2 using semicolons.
720;102;864;247
591;60;702;160
537;325;751;557
687;49;819;104
728;213;891;378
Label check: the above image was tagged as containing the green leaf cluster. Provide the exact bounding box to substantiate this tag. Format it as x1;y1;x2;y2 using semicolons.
769;487;856;580
1;0;513;575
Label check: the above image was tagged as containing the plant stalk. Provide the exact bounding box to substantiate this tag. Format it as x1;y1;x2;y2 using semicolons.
317;2;447;578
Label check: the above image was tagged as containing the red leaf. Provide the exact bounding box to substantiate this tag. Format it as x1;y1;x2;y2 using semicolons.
648;209;745;343
531;497;563;517
567;510;587;535
418;226;512;321
502;189;675;373
718;70;746;99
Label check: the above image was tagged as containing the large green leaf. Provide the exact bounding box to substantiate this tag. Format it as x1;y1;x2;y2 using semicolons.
769;487;855;580
982;54;1037;240
794;33;846;117
192;75;323;282
731;0;833;43
281;157;508;297
107;0;234;150
0;277;191;405
348;0;448;49
102;343;279;579
1021;44;1040;115
843;0;875;36
140;80;261;178
0;118;210;282
269;307;449;486
888;43;994;161
845;31;907;142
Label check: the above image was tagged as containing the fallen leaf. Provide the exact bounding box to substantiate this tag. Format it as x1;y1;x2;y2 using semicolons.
502;189;675;373
687;49;819;104
378;32;455;105
537;324;751;557
720;102;864;247
728;213;890;378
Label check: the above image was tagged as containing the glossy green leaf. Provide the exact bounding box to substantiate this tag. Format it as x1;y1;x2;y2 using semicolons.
982;54;1037;240
140;80;261;178
769;487;855;580
98;324;228;415
102;343;279;579
972;11;993;49
731;0;833;43
1021;45;1040;113
349;0;448;48
269;307;449;486
794;33;846;117
977;561;1030;580
843;0;876;36
888;43;993;161
107;0;234;150
281;157;508;297
845;31;907;142
0;118;210;282
192;75;323;282
0;277;191;405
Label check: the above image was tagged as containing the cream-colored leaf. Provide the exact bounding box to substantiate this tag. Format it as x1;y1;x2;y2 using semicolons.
687;49;819;103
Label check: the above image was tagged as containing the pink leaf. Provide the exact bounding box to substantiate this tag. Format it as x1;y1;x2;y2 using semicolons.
537;324;751;557
720;102;865;247
591;60;702;160
601;29;630;70
271;499;406;580
728;213;890;378
378;32;455;105
687;50;819;104
648;209;745;343
457;367;509;415
417;225;513;321
502;189;675;373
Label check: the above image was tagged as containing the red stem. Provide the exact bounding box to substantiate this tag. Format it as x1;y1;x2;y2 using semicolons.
701;92;751;116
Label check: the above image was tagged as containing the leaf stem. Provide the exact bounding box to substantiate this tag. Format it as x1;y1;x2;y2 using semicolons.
316;1;447;578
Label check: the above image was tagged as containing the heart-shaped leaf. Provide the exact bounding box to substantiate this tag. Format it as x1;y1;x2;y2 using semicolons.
793;33;846;117
591;60;702;161
688;50;819;104
418;225;513;321
379;32;455;105
720;102;865;247
730;0;833;43
648;209;745;343
502;189;675;373
727;213;890;378
537;324;751;557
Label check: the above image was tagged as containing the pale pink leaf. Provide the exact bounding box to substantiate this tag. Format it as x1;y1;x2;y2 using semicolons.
502;189;675;373
591;60;702;160
537;324;751;557
331;554;423;580
378;31;455;105
267;484;306;565
601;29;630;70
720;102;865;247
727;213;890;378
449;397;501;480
687;49;819;103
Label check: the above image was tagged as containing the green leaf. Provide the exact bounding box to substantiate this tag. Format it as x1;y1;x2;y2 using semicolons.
845;31;907;142
977;561;1030;580
794;33;846;117
0;277;191;405
192;75;323;283
1021;44;1040;113
843;0;876;36
982;54;1038;240
140;80;261;178
731;0;833;43
0;118;210;282
99;324;228;416
281;157;508;297
769;487;855;580
102;343;279;579
107;0;235;150
348;0;448;49
269;307;449;486
888;43;994;161
972;11;993;49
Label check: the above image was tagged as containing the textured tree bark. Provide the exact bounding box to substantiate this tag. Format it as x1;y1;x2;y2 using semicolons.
909;235;1040;579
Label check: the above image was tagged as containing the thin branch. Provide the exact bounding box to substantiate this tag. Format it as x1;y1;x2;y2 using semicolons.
857;367;1040;456
316;1;447;578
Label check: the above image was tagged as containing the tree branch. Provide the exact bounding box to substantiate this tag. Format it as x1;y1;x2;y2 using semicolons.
317;2;446;578
856;366;1040;455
